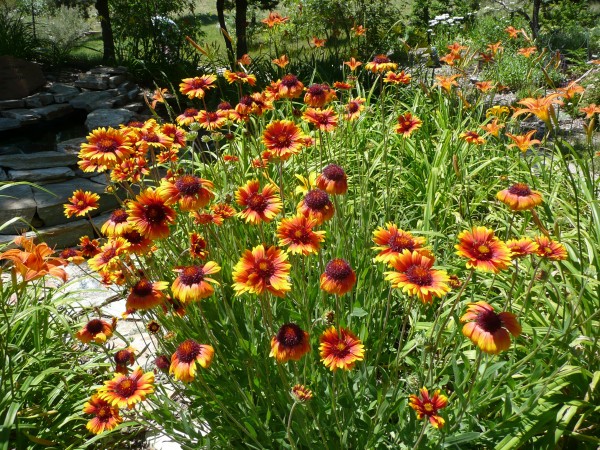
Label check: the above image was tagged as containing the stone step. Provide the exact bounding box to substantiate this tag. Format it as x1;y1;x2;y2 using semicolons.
0;151;79;170
8;167;75;183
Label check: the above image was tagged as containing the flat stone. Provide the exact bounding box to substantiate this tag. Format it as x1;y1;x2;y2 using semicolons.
8;167;75;183
0;56;46;101
36;218;94;249
90;66;127;75
113;95;129;107
0;169;6;181
24;92;54;108
48;83;80;103
0;118;20;131
127;87;141;100
85;108;134;131
0;108;41;124
0;146;22;156
0;99;25;110
109;75;127;88
69;91;117;112
74;73;110;90
122;102;144;112
34;178;119;227
31;103;74;120
57;137;86;155
0;184;36;235
0;151;78;170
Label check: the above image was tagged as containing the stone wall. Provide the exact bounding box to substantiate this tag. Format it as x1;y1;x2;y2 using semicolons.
0;65;149;249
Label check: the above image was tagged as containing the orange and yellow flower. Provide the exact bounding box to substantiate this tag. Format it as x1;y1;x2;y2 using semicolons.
189;232;208;259
83;395;122;435
179;74;217;99
126;279;168;310
171;262;221;303
395;113;422;137
434;74;461;92
384;71;411;85
276;215;326;256
158;175;214;212
304;83;336;108
316;164;348;195
311;36;326;48
534;235;568;261
101;209;129;237
223;70;257;86
76;318;113;344
87;237;130;273
170;339;214;382
365;54;397;73
235;180;282;224
506;130;541;152
513;94;563;127
505;26;522;39
497;183;543;211
480;118;504;137
506;237;539;259
197;110;228;131
297;189;334;225
345;97;365;120
517;46;537;58
456;226;512;273
372;224;427;264
460;130;486;145
409;388;448;429
270;323;311;362
277;74;304;99
127;188;176;239
64;190;100;218
303;107;339;132
320;258;356;295
461;301;521;354
262;120;306;160
319;326;364;371
176;108;200;126
98;367;155;408
291;384;313;402
79;127;132;171
114;347;135;374
385;250;450;304
232;245;291;297
79;236;101;258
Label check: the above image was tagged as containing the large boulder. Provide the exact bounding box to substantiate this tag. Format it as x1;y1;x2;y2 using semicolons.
85;108;134;131
0;56;45;101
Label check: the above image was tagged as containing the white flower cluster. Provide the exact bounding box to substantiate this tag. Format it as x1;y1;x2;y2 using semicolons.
428;14;465;28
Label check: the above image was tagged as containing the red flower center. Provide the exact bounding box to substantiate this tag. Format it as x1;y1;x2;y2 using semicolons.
281;74;299;87
325;259;352;281
476;308;503;333
110;209;128;224
142;132;159;143
61;248;78;258
247;193;268;212
347;102;360;113
473;243;493;260
115;378;137;398
256;259;275;278
204;112;220;123
308;84;325;96
176;339;201;363
97;405;113;421
373;55;390;64
115;349;133;364
175;175;201;196
388;233;414;252
86;319;104;334
333;341;350;358
218;101;232;110
101;247;117;262
276;134;292;147
423;402;434;414
239;95;253;106
155;355;170;370
191;79;207;89
179;266;205;286
508;183;532;196
122;230;144;244
97;138;118;153
184;108;199;117
144;204;167;223
132;279;153;296
291;227;310;242
405;265;433;286
277;323;304;348
304;189;330;210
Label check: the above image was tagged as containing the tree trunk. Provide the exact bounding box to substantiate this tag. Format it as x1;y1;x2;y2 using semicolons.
235;0;248;59
216;0;235;65
531;0;541;39
95;0;115;63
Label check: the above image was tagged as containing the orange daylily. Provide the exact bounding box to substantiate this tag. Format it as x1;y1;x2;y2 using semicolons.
513;93;563;128
506;130;541;152
0;236;67;282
